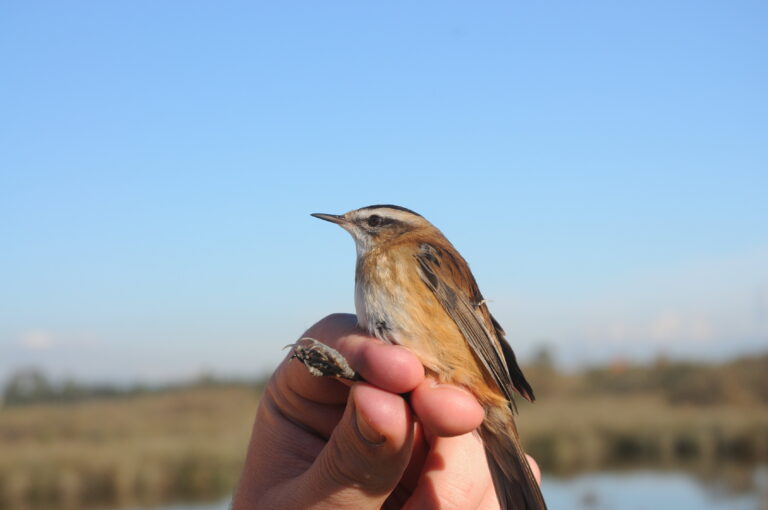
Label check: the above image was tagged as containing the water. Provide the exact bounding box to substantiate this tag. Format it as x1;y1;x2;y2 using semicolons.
544;469;767;510
139;468;767;510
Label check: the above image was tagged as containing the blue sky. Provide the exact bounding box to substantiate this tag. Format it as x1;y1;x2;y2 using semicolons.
1;1;766;382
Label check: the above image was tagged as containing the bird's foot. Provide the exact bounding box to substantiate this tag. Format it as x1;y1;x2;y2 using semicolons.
287;337;361;381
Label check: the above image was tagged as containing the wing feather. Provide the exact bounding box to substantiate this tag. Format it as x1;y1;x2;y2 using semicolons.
415;243;534;404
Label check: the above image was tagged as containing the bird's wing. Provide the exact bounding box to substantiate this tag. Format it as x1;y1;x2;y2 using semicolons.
415;242;534;403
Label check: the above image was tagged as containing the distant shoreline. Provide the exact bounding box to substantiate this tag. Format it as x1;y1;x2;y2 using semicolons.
2;353;767;509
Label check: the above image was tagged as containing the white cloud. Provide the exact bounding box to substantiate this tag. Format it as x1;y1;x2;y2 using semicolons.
494;245;768;364
648;312;716;343
18;330;55;351
754;284;768;324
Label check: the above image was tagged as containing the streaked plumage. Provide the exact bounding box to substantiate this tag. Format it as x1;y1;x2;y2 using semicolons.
312;205;547;510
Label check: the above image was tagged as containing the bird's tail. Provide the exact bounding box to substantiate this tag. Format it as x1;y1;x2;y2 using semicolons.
479;408;547;510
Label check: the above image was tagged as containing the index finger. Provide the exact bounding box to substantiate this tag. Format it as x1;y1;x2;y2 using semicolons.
283;313;425;401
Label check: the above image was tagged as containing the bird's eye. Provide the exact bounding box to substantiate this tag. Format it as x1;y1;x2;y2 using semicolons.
367;215;383;227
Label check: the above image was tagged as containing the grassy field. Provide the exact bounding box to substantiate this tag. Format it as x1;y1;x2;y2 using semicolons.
1;378;766;510
0;385;259;510
517;395;768;472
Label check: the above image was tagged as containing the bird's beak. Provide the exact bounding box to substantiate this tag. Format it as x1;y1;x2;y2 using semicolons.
311;213;347;225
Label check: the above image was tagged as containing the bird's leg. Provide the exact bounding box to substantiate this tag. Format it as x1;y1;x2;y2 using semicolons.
287;337;362;381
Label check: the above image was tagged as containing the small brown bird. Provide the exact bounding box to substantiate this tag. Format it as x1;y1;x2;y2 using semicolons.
311;204;546;510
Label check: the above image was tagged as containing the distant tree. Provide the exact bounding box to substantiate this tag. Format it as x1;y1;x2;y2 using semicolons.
664;367;727;405
530;345;556;371
2;367;54;405
525;345;559;398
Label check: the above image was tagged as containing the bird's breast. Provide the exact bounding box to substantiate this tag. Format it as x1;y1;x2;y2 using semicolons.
354;250;410;343
354;248;481;383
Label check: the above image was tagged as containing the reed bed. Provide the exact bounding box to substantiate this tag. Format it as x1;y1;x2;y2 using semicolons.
1;382;766;509
0;386;258;510
516;395;768;473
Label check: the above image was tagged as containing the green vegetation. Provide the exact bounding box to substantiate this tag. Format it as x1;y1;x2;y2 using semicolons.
524;349;768;407
1;352;766;509
0;385;259;510
518;350;768;472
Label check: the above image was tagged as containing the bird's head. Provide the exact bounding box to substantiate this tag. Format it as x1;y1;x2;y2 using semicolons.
312;204;431;255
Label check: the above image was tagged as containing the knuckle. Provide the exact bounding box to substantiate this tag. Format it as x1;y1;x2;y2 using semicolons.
320;432;395;494
304;313;356;341
320;441;368;488
318;313;355;328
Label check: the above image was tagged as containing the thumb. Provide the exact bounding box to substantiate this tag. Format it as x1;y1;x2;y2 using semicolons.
301;383;414;509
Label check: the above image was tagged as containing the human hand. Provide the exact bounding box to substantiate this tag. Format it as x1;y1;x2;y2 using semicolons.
231;313;540;510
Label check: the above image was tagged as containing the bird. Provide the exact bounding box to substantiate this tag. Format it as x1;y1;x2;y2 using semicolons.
310;204;546;510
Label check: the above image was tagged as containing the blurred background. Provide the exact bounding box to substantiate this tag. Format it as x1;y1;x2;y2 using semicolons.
1;1;766;509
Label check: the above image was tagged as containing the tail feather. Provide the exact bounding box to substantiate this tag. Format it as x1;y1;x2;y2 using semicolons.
479;418;547;510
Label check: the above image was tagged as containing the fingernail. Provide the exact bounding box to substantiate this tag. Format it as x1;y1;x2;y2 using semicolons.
355;406;385;445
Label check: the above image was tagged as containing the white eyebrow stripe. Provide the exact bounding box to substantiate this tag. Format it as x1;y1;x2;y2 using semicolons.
356;207;420;223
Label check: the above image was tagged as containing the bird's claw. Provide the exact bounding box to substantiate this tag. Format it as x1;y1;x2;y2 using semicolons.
287;337;361;381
